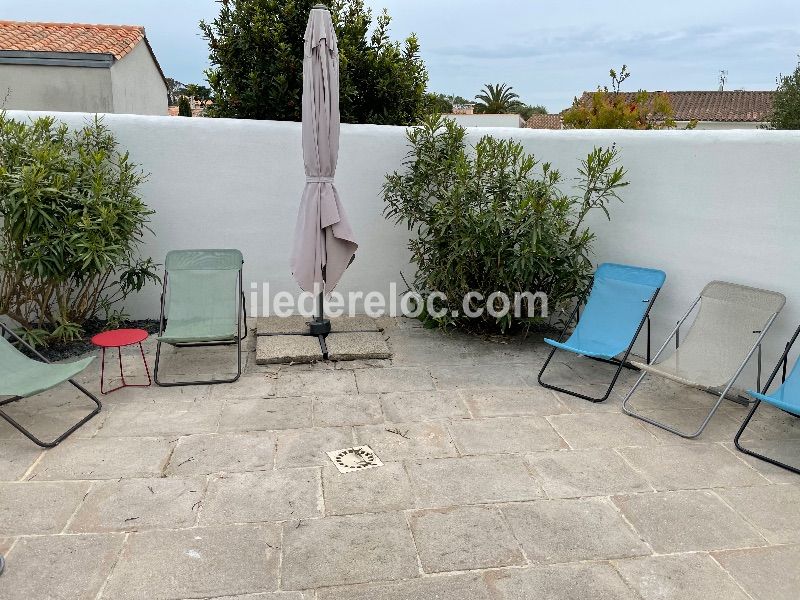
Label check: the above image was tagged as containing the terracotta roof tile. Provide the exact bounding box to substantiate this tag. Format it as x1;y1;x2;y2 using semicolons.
525;114;562;129
0;21;145;60
573;90;774;122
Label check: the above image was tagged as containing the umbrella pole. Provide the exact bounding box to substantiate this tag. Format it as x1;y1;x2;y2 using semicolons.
309;288;331;336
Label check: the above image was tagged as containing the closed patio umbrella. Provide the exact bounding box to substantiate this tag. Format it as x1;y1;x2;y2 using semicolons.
290;4;358;335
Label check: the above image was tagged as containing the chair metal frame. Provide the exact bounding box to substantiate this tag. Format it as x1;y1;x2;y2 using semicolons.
538;280;660;403
0;321;101;448
622;294;776;438
153;264;247;387
734;324;800;475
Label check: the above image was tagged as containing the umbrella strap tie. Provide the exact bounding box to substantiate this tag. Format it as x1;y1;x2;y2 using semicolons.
306;176;335;183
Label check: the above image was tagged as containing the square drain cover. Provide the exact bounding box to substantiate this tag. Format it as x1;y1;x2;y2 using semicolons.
326;445;383;473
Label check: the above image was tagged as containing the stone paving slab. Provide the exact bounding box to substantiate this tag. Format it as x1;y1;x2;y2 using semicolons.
210;374;277;399
448;416;567;455
326;332;391;361
526;448;652;498
354;422;457;461
166;432;276;476
102;524;281;599
716;484;800;544
29;437;173;481
0;533;125;600
0;481;89;535
380;390;469;423
483;562;639;600
613;553;751;600
0;440;41;481
281;512;419;590
316;573;492;600
430;365;528;389
712;544;800;600
200;468;322;524
613;489;765;553
257;315;381;336
68;477;204;533
313;394;383;427
546;412;661;449
275;426;354;468
501;498;651;563
256;334;323;365
322;462;413;516
96;399;223;438
409;505;525;573
355;367;435;393
406;455;543;508
617;443;769;490
461;388;569;418
276;369;357;397
218;396;313;432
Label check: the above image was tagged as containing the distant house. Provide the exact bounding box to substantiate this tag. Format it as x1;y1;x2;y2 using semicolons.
567;90;774;129
0;21;168;115
525;114;563;130
445;113;526;128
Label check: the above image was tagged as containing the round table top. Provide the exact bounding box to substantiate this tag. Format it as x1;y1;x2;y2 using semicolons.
91;328;149;348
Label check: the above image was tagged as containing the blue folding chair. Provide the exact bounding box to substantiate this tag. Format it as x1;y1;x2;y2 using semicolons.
538;263;666;403
735;324;800;475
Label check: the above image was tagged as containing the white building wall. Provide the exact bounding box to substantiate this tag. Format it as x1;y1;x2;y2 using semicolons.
446;114;524;128
0;64;112;113
5;111;800;368
110;42;168;116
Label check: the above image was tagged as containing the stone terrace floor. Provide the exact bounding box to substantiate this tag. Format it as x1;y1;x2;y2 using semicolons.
1;318;799;600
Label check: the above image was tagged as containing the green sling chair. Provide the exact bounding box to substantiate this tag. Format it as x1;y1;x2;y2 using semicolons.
0;321;101;448
153;249;247;386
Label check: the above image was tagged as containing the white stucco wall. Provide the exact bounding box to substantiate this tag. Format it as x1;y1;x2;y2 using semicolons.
111;42;168;116
5;110;800;370
446;114;525;128
0;64;112;113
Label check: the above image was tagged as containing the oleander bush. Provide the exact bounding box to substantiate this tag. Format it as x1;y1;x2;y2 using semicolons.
383;113;628;333
0;112;159;345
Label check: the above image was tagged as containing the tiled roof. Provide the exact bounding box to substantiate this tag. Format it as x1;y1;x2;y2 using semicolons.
525;114;562;129
574;90;774;122
0;21;145;60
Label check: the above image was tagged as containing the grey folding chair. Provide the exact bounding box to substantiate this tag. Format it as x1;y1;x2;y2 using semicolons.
622;281;785;438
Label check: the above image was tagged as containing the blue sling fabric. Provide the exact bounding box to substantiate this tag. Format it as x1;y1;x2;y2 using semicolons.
545;263;666;360
748;359;800;417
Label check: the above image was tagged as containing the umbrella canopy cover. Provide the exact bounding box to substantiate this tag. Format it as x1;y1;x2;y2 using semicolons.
290;5;358;294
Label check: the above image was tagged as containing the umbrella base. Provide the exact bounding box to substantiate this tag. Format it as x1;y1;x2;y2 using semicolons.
309;318;332;336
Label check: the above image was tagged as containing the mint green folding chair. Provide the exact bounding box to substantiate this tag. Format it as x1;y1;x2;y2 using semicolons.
153;249;247;386
0;321;101;447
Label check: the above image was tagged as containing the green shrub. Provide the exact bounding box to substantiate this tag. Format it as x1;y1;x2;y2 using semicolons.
0;112;159;345
383;114;628;333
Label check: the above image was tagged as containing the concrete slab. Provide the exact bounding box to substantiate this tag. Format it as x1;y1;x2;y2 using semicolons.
355;367;435;393
200;468;322;524
281;512;418;589
409;505;525;572
276;369;357;396
326;331;391;361
166;432;276;476
0;440;41;481
256;334;323;365
546;413;661;449
102;524;281;599
716;484;800;544
313;394;383;427
316;573;492;600
218;396;313;432
380;391;470;423
68;477;204;533
275;426;354;468
613;553;751;600
0;481;89;535
484;562;639;600
461;387;569;418
0;533;124;600
712;545;800;600
354;422;457;460
501;498;651;563
257;315;313;335
613;490;765;553
322;462;413;516
448;416;567;454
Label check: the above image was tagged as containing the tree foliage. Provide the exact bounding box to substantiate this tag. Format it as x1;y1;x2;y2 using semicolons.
200;0;428;125
383;114;628;333
0;113;158;345
178;96;192;117
562;65;677;129
474;83;521;114
766;60;800;129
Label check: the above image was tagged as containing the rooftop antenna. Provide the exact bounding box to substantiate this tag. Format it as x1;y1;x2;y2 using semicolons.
718;70;728;91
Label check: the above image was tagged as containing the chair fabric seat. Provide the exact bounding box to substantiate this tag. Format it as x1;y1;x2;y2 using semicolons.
636;282;785;390
747;359;800;417
0;334;94;398
548;263;666;360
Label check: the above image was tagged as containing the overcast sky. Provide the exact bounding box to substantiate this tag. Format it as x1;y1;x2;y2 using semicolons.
4;0;799;111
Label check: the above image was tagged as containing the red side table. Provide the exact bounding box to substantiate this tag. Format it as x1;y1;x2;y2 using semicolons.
91;328;152;394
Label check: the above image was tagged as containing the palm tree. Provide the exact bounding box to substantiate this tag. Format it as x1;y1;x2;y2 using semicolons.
474;83;521;114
